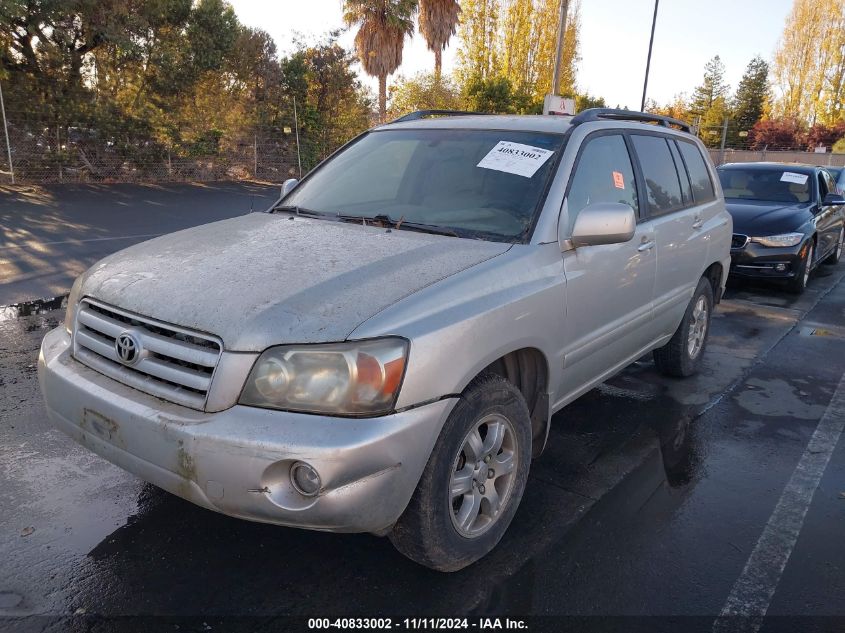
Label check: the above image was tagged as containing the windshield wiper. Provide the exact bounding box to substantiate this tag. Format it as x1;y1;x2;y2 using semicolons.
336;213;461;237
271;205;330;218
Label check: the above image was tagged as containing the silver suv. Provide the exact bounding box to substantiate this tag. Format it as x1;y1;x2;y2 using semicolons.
38;109;732;571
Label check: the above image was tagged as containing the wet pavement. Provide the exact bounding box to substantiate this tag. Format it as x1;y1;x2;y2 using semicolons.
0;182;279;305
1;237;844;630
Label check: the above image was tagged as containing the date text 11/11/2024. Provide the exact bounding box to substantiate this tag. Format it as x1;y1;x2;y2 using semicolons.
307;618;529;630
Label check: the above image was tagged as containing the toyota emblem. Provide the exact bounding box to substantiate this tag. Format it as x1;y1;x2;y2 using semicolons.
115;332;141;365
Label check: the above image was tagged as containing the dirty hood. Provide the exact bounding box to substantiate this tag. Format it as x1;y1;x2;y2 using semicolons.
79;212;510;350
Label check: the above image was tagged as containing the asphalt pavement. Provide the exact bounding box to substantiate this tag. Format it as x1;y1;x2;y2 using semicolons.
1;185;844;631
0;182;279;306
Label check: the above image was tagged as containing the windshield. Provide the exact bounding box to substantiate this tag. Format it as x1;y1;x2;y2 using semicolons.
280;128;566;242
718;167;811;203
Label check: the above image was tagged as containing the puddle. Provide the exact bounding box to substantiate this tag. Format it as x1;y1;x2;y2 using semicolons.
0;295;68;321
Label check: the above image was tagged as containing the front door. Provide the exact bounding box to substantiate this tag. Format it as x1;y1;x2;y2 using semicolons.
556;133;657;408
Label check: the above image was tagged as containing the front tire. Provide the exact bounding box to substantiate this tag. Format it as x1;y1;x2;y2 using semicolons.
787;241;814;294
389;373;532;572
653;277;714;377
823;227;843;265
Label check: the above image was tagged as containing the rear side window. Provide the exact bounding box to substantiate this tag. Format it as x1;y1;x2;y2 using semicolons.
631;135;684;215
566;134;639;227
668;141;692;204
677;140;716;202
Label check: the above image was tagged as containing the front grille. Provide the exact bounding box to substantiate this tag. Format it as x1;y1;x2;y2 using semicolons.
72;299;222;410
731;234;749;249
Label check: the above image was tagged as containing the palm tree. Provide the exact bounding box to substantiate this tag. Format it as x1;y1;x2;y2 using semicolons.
418;0;460;82
343;0;417;122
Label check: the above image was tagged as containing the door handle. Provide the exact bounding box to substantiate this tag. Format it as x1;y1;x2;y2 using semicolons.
638;239;655;252
692;217;704;230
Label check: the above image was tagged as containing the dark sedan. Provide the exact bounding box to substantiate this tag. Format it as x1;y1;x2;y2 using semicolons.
717;163;845;293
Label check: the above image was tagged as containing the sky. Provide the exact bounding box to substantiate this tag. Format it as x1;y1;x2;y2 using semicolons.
228;0;795;108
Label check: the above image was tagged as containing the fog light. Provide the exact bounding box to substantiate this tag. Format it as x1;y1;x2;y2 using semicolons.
290;462;321;497
775;263;787;272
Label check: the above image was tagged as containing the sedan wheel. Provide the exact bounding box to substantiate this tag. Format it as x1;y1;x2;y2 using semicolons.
788;242;813;294
823;227;844;265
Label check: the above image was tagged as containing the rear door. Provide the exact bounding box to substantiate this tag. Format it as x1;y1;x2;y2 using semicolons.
817;169;842;258
557;132;657;406
629;135;718;339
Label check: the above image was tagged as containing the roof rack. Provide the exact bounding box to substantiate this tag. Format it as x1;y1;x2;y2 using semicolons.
570;108;692;133
390;110;488;123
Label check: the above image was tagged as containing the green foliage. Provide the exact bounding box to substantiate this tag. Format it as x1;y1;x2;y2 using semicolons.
690;55;729;114
387;72;462;118
728;56;769;146
576;93;606;112
0;3;372;180
833;137;845;154
462;75;533;113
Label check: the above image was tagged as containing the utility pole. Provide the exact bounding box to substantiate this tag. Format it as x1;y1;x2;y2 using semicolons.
551;0;570;95
0;78;13;184
719;117;729;165
640;0;659;111
293;95;302;179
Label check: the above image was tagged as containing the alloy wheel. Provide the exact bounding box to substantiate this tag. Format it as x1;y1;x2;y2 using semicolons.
687;296;708;359
449;413;519;538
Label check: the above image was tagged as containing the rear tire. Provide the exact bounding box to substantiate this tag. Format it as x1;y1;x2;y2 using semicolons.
653;277;714;377
787;241;814;294
823;227;843;265
389;373;532;572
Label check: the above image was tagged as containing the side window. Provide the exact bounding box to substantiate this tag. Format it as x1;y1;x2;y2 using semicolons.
669;140;693;204
820;171;834;200
566;134;639;227
631;135;684;215
677;140;716;202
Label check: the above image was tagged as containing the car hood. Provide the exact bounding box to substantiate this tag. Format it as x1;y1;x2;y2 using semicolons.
725;200;813;235
78;212;510;351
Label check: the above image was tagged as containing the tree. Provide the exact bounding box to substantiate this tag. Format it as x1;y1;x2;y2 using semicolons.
690;55;729;114
387;72;462;117
418;0;460;81
454;0;500;84
749;118;806;150
731;56;769;142
456;0;580;108
343;0;417;122
772;0;845;125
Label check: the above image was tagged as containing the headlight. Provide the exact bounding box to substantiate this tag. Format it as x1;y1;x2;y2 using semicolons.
63;274;84;333
239;338;409;416
750;233;804;247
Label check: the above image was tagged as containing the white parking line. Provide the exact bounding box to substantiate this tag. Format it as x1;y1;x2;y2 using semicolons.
713;371;845;633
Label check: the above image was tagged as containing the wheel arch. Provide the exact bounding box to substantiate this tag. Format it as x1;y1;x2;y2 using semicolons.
475;347;551;458
703;261;724;303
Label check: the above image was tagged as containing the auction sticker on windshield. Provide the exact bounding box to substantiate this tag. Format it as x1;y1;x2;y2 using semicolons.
477;141;555;178
780;171;809;185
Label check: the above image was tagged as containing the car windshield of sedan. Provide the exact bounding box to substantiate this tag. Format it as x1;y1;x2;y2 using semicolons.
718;168;811;203
278;128;566;242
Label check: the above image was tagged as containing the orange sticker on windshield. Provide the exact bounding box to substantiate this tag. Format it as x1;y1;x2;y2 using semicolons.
613;171;625;189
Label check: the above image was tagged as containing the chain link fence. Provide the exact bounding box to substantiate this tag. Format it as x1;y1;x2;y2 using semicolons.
0;116;308;184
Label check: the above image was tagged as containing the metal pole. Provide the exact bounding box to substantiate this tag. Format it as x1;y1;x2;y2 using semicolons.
293;95;302;179
551;0;570;95
640;0;659;111
0;79;14;184
253;133;258;179
719;117;729;165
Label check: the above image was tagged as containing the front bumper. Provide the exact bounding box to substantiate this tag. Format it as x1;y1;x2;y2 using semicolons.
729;240;807;280
38;327;456;534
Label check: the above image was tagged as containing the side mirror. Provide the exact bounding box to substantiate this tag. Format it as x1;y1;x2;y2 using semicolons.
823;193;845;206
281;178;299;197
567;202;637;248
